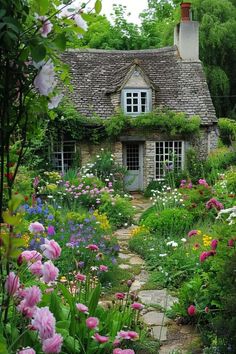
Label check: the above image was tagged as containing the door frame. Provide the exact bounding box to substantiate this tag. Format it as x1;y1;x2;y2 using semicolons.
123;142;144;191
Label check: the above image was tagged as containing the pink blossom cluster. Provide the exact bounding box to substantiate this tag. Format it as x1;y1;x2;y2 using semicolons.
180;179;192;189
198;179;209;187
116;330;139;341
113;349;135;354
199;250;216;262
206;198;224;211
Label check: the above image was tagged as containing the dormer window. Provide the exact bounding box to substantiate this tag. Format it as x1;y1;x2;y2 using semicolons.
123;89;151;115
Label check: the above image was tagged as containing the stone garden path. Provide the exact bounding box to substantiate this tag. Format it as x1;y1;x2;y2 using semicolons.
113;193;200;354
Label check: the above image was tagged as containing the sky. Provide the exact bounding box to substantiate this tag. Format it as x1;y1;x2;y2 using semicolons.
100;0;149;25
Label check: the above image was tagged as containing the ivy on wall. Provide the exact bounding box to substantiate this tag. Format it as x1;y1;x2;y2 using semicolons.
50;101;201;143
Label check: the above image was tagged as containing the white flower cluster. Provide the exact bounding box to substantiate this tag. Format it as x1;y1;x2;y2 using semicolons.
216;206;236;225
151;185;184;211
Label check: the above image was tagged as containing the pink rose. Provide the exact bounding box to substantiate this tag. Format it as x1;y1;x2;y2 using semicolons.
131;302;144;310
28;222;45;233
41;239;61;260
187;305;196;316
42;261;59;283
93;333;109;343
42;333;63;353
86;244;99;251
29;261;43;276
75;273;86;282
24;286;42;307
5;272;20;296
86;317;99;330
115;293;125;300
18;348;36;354
31;307;55;340
21;250;42;263
99;265;108;272
76;303;89;314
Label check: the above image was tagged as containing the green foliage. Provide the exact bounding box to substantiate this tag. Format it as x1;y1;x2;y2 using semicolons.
141;207;194;237
218;118;236;145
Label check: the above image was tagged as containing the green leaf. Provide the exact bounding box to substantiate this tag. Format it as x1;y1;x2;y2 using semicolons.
31;44;46;62
88;283;101;316
19;47;30;61
56;321;70;330
64;336;80;352
0;9;6;18
95;0;102;14
0;325;8;354
50;292;65;321
38;0;50;15
58;284;74;310
8;194;24;212
2;212;21;226
53;33;67;51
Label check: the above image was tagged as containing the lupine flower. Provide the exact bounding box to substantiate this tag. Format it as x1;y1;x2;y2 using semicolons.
41;261;59;283
5;272;20;296
75;273;86;282
17;300;37;318
86;317;99;330
24;286;42;307
42;333;63;353
34;60;57;96
115;293;125;300
33;176;40;188
211;239;218;250
76;303;89;314
18;347;36;354
131;302;144;310
41;239;61;260
99;265;108;272
93;333;109;343
28;222;45;233
29;261;43;276
187;305;196;316
48;94;63;109
31;307;55;340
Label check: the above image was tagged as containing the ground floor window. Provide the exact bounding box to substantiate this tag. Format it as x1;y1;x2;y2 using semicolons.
155;141;184;179
51;139;76;173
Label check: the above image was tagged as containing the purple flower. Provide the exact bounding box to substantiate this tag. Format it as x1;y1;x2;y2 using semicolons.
36;15;53;38
47;225;55;236
48;94;63;109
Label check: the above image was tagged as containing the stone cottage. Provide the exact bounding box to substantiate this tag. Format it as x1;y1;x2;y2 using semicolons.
55;2;218;191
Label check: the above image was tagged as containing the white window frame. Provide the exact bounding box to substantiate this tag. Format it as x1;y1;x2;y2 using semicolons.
155;141;185;180
122;89;152;116
51;139;76;173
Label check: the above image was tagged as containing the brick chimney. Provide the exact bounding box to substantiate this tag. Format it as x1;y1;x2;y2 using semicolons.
174;2;199;61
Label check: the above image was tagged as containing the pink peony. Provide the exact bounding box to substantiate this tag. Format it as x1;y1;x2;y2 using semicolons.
117;330;139;341
211;239;218;250
5;272;20;296
75;273;86;282
29;260;43;276
41;239;61;260
28;222;45;233
21;250;42;263
42;261;59;283
86;244;99;251
31;307;55;340
47;225;55;236
42;333;63;353
24;286;42;307
18;348;36;354
34;60;57;96
99;265;108;272
131;302;144;310
113;350;123;354
93;333;109;343
86;317;99;330
17;300;37;318
115;293;125;300
76;303;89;314
187;305;196;316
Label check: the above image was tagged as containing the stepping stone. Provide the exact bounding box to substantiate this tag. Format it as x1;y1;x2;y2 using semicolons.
136;269;149;282
159;343;187;354
152;325;167;341
138;289;177;310
118;264;131;270
129;256;144;265
118;253;132;259
142;311;169;326
130;280;142;291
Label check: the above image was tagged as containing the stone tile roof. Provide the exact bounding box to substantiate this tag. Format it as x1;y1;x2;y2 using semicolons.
62;46;217;125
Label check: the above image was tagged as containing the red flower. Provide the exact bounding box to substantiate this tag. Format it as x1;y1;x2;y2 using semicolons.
187;305;196;316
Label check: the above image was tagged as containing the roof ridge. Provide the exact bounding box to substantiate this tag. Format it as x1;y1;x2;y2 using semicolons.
67;46;177;54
